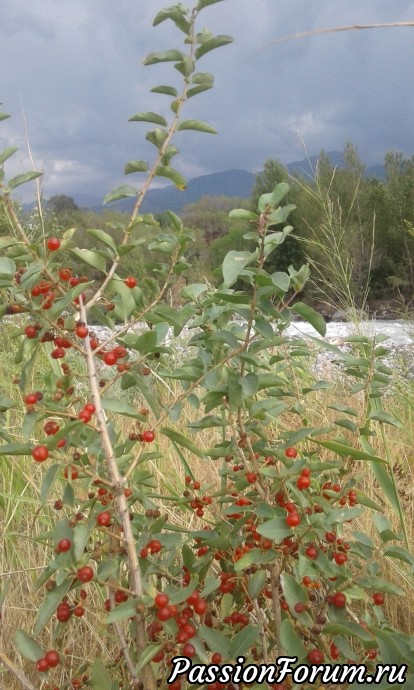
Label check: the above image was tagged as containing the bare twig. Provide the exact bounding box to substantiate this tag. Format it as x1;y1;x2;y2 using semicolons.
0;651;39;690
255;21;414;53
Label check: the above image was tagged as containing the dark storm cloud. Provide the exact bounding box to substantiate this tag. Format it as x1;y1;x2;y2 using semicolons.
1;0;413;201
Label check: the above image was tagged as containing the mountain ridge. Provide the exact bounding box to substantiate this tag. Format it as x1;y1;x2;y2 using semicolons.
23;151;386;215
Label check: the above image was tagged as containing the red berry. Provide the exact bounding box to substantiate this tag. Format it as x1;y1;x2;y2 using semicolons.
305;546;318;560
25;393;38;405
294;602;306;613
211;652;222;664
285;447;298;458
73;605;85;617
51;347;65;359
325;531;336;543
63;466;78;480
373;592;384;606
301;466;311;477
186;590;200;606
297;475;310;490
125;276;137;288
103;351;117;366
142;430;155;443
35;658;49;673
332;592;347;608
84;403;96;414
285;513;301;527
25;325;38;339
330;643;340;660
149;539;162;554
78;409;92;423
154;593;169;609
96;511;112;527
59;268;72;281
157;606;174;622
45;650;60;668
57;538;72;553
246;472;257;484
334;552;348;566
307;648;324;664
32;445;49;462
47;237;61;251
77;566;94;582
182;643;195;658
76;324;88;338
193;598;207;615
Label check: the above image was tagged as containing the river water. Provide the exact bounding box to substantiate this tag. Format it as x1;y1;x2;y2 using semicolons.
286;320;414;346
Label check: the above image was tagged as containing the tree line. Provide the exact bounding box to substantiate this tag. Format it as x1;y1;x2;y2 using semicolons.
2;141;414;313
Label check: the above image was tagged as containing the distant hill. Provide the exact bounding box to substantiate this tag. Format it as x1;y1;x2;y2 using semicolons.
22;152;386;216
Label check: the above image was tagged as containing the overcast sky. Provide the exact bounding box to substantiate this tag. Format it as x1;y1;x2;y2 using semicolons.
1;0;414;202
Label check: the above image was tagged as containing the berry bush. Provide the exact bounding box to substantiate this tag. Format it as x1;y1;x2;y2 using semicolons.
0;2;413;690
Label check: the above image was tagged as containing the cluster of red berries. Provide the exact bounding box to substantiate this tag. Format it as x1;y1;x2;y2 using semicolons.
140;539;162;558
35;649;60;673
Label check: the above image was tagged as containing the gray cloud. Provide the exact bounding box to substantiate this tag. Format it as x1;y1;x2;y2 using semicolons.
1;0;414;201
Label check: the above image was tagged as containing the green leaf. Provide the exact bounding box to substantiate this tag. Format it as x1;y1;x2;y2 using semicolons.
271;271;290;292
34;579;72;635
256;517;293;543
8;171;43;189
228;624;260;658
0;256;16;276
383;545;414;565
292;302;326;336
199;625;231;659
368;410;402;427
161;427;204;458
248;570;267;600
86;228;117;251
153;8;191;33
0;112;11;121
177;119;217;134
0;395;18;412
102;398;146;419
197;0;225;9
0;146;18;165
280;573;312;625
222;250;254;287
0;442;32;456
124;160;149;175
154;165;186;189
228;208;258;221
195;35;233;59
315;440;384;462
136;643;164;672
371;462;401;518
150;85;178;97
14;630;43;662
280;619;306;659
103;185;136;204
70;248;107;273
105;598;140;624
234;549;276;572
240;373;259;396
143;49;184;65
146;128;168;150
40;464;61;505
129;111;167;126
187;83;214;98
91;658;113;690
324;621;375;642
175;57;195;78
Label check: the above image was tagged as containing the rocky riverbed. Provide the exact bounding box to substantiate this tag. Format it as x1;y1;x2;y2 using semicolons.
89;319;414;384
